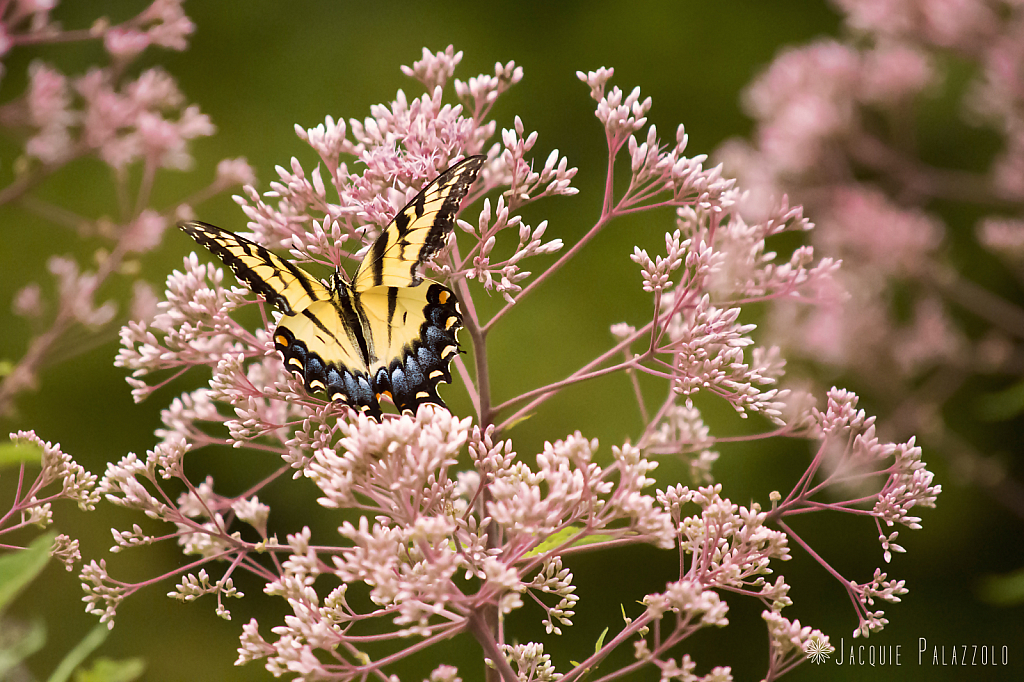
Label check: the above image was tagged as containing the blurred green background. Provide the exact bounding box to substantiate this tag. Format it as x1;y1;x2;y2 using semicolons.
1;1;1022;680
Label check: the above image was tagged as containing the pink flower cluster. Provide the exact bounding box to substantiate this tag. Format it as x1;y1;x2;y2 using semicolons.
101;44;938;682
1;1;198;167
16;60;215;169
1;431;99;571
0;7;254;660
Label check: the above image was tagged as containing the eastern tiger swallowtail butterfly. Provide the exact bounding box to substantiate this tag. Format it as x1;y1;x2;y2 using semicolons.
179;154;485;421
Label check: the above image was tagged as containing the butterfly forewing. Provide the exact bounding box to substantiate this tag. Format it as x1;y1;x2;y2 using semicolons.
178;221;330;315
352;155;485;291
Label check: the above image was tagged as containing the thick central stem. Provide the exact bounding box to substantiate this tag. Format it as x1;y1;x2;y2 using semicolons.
447;252;502;680
468;609;517;682
469;322;492;428
462;316;504;681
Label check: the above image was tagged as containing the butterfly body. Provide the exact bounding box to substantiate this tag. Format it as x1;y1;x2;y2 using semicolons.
180;155;484;420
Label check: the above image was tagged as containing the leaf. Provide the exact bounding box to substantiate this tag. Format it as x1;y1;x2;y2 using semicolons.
73;657;146;682
47;624;111;682
978;567;1024;606
0;618;46;679
0;440;43;468
594;626;608;651
568;628;608;676
523;526;618;558
0;532;54;613
976;379;1024;421
502;412;534;431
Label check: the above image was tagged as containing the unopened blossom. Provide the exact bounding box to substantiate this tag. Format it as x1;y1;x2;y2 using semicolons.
12;282;43;319
104;27;151;59
401;45;463;92
51;534;81;571
137;0;195;51
455;57;523;122
2;430;99;518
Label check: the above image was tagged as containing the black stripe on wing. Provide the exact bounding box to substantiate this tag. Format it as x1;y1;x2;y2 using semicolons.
370;282;463;415
178;220;326;315
353;155;485;291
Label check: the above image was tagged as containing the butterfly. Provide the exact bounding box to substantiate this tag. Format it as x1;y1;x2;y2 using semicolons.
179;154;485;420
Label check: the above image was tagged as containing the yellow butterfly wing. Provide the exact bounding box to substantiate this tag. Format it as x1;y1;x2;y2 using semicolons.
178;221;329;315
272;300;379;414
358;281;463;414
352;155;485;292
180;221;377;411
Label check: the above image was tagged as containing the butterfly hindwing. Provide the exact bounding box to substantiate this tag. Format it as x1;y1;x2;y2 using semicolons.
352;155;486;291
359;281;463;414
273;301;382;418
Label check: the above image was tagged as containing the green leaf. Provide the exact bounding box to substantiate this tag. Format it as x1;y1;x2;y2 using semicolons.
978;567;1024;606
73;657;146;682
0;440;43;468
48;624;111;682
503;412;534;431
594;626;608;651
0;359;13;378
568;628;608;676
523;526;618;558
0;533;54;613
0;618;46;679
976;379;1024;421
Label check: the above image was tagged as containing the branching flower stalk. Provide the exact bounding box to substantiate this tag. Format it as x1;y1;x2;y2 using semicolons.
0;431;98;569
0;0;255;418
104;46;939;681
